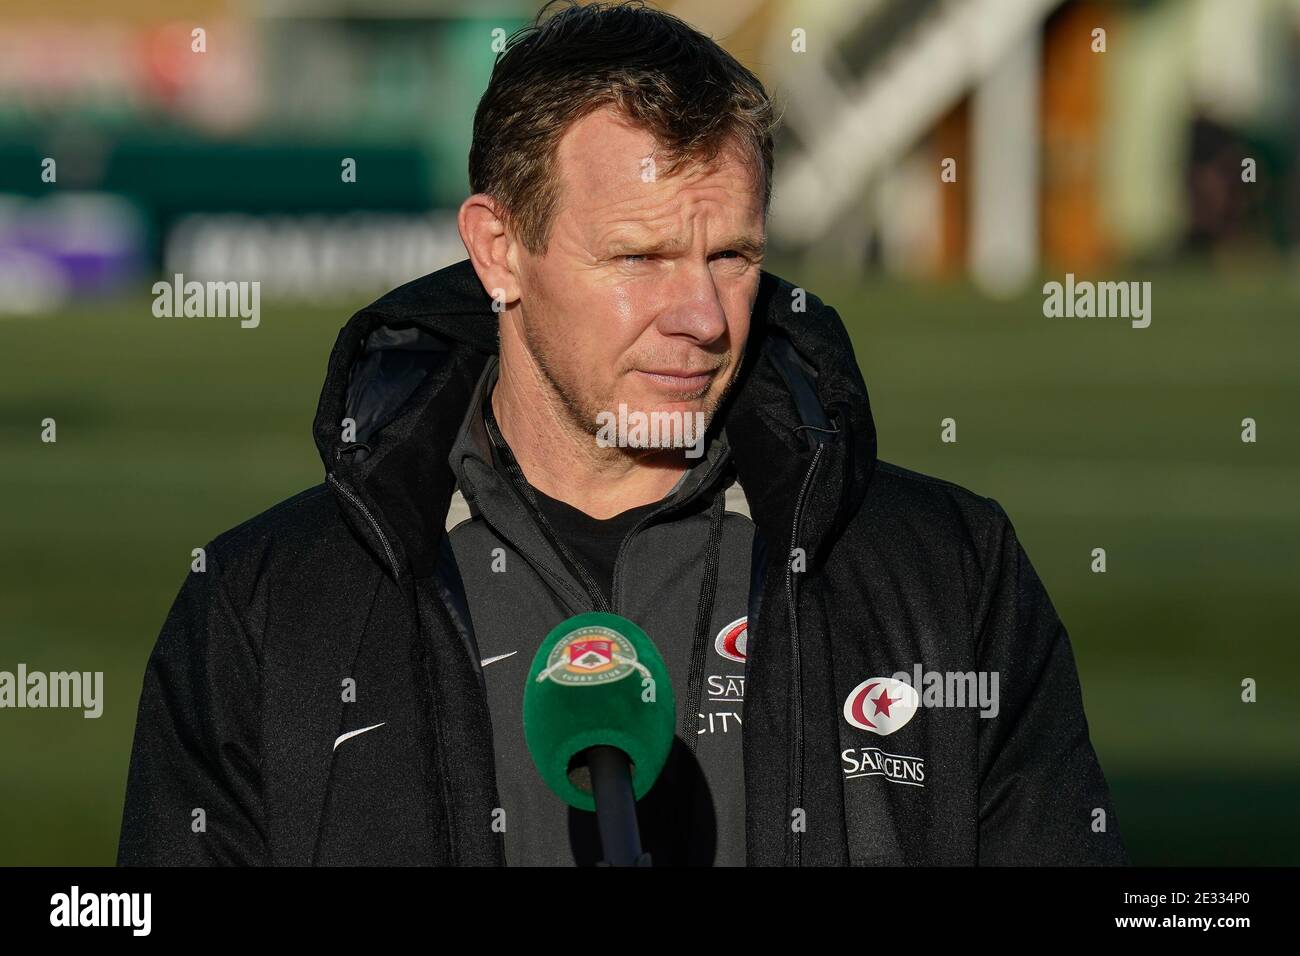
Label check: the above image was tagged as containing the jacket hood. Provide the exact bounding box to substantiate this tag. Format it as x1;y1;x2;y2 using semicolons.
313;257;877;583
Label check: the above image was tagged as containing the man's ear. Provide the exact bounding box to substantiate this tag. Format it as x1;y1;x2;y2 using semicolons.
458;193;521;307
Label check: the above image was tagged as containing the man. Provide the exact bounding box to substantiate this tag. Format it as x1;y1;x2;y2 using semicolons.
118;0;1126;866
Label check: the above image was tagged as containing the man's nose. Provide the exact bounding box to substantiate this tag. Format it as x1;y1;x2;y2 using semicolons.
654;262;728;344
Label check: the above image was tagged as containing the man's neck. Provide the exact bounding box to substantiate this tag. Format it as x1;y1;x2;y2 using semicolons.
489;364;688;521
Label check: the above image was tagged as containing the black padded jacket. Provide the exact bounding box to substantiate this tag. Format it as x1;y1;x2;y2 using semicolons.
117;258;1127;866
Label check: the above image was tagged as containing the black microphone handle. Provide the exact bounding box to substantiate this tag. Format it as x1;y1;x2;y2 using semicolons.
586;745;651;866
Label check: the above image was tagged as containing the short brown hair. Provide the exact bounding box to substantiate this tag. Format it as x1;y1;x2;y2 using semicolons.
469;0;776;255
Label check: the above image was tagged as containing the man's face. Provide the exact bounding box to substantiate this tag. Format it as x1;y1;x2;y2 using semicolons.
506;106;765;444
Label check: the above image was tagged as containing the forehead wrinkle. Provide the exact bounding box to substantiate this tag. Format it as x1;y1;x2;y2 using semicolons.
575;145;755;217
589;181;761;250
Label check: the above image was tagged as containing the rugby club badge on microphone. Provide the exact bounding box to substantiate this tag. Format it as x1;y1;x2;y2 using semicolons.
523;612;675;811
536;623;648;686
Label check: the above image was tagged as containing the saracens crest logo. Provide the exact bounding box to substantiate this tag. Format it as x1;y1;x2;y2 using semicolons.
537;626;647;687
843;677;919;736
714;617;747;662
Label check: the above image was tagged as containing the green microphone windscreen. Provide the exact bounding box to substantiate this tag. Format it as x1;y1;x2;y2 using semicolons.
523;612;676;811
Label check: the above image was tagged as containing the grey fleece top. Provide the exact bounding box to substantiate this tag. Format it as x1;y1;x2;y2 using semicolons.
445;357;758;865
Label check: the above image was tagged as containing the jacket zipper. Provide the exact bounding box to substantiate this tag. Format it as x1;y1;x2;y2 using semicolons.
328;472;400;582
481;398;614;611
607;507;663;614
330;470;476;862
786;442;825;868
476;503;593;613
609;454;728;612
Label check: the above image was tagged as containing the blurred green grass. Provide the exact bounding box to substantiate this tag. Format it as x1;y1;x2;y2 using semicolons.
1;263;1297;865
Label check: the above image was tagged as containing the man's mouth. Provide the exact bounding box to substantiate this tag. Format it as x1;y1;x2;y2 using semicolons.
634;368;717;395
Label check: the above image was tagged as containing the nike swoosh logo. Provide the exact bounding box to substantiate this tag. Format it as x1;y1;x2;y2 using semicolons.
480;651;518;668
333;722;386;751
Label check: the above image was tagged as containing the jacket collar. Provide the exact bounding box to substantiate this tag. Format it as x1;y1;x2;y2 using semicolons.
446;353;738;592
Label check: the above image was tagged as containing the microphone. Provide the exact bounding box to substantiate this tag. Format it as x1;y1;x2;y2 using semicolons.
522;612;675;866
